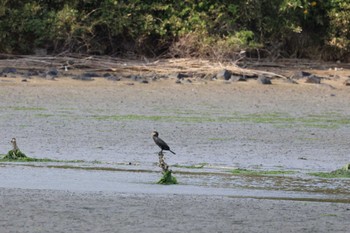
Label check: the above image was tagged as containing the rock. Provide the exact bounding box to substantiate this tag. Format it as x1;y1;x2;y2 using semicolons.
106;75;121;81
140;79;149;84
343;78;350;86
103;73;121;81
72;73;96;81
26;70;40;76
129;75;142;81
169;73;190;79
2;67;17;74
231;75;246;82
301;71;312;76
81;72;100;78
291;71;312;79
46;68;58;77
257;75;272;84
284;78;298;84
103;73;112;77
305;75;321;84
175;79;182;84
74;72;101;81
216;69;231;80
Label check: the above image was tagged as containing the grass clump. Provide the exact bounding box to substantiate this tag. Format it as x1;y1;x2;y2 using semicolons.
231;168;295;176
3;149;27;160
157;170;178;185
309;164;350;178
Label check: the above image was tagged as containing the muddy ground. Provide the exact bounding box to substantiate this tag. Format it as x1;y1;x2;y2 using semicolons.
0;59;350;232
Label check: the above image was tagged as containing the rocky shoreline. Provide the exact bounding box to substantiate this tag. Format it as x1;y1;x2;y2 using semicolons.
1;57;350;87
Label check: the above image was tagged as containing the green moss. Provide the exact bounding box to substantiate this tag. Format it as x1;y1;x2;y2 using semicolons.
0;154;85;163
3;149;27;160
94;114;215;123
231;168;295;176
157;170;178;185
35;114;54;118
208;137;231;141
320;213;338;217
309;164;350;178
93;112;350;129
173;163;207;169
12;107;46;111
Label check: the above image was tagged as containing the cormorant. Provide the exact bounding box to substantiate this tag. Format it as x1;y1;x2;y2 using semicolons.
152;131;176;154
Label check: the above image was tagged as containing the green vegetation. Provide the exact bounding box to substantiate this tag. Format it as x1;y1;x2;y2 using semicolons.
94;112;350;129
0;0;349;60
231;168;296;176
320;213;338;217
157;170;178;185
12;107;46;111
173;163;207;169
309;164;350;178
0;149;85;163
3;149;27;160
0;155;85;163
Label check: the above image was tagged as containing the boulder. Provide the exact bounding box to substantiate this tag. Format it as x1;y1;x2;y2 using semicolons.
169;73;190;79
231;75;247;82
343;78;350;86
106;75;121;81
216;69;231;80
46;68;58;76
129;75;142;81
305;75;321;84
72;72;99;81
2;67;17;74
257;75;272;84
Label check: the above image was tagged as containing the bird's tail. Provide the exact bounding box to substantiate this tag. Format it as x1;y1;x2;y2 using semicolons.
169;150;176;155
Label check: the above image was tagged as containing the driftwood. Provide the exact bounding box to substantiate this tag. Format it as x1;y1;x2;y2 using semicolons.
0;54;290;79
158;151;169;172
157;151;177;185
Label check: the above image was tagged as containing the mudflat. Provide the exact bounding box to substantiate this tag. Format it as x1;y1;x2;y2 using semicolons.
1;188;349;233
1;63;350;232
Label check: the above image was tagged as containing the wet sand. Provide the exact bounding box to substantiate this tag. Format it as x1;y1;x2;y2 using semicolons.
1;188;349;233
1;73;350;232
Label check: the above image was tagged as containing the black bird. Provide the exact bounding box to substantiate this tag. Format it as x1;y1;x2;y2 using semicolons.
152;131;176;154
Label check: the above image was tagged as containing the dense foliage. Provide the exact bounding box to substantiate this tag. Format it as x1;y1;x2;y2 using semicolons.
0;0;349;60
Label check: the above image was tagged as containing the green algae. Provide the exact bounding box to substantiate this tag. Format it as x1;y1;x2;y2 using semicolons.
92;112;350;129
3;149;27;160
309;164;350;178
173;163;207;169
157;170;178;185
231;168;296;176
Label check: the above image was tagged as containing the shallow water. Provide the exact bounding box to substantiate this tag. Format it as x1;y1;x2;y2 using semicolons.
0;161;349;203
1;78;350;201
